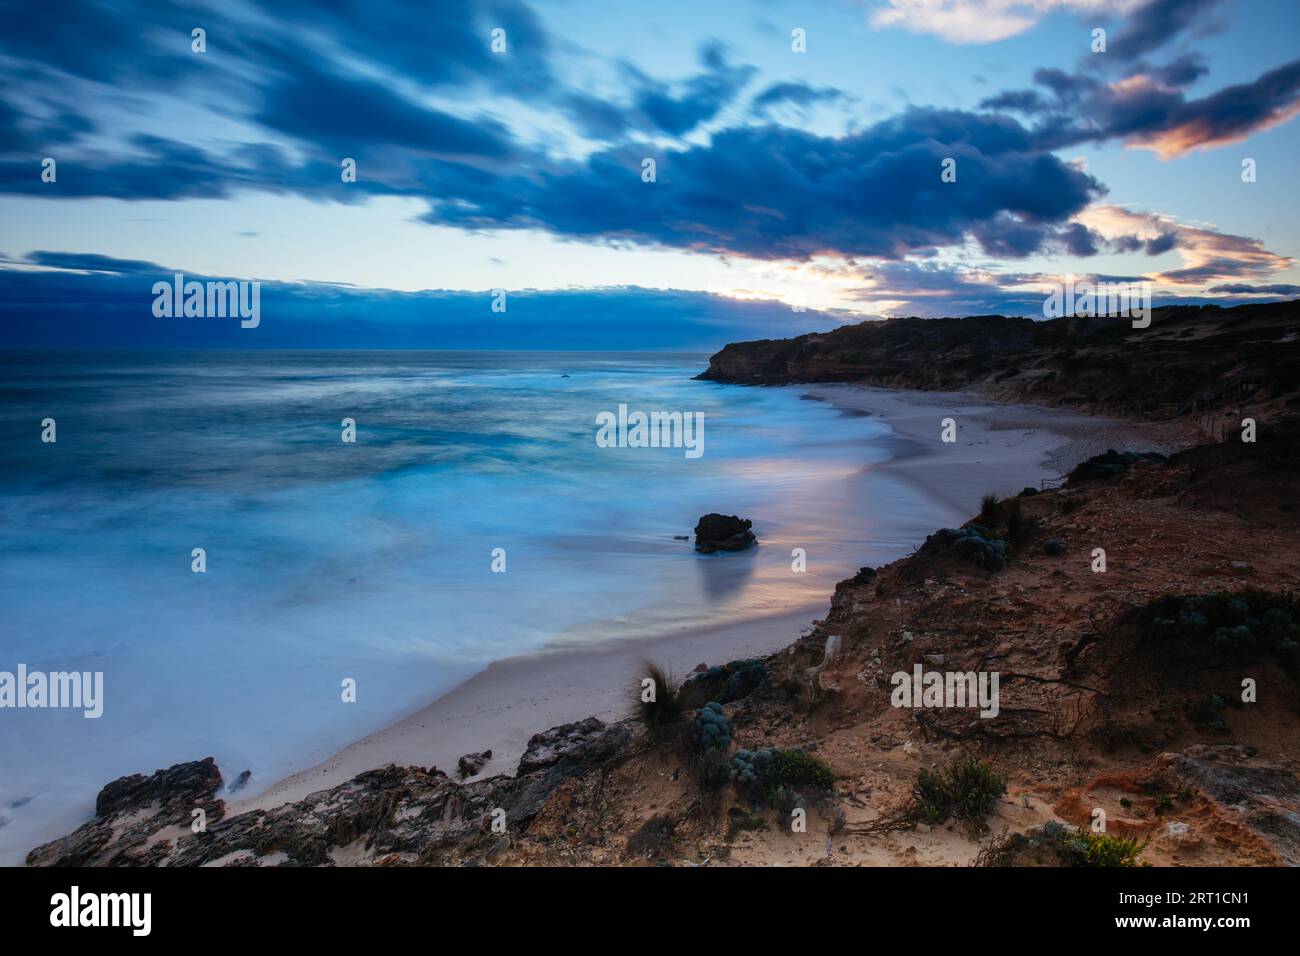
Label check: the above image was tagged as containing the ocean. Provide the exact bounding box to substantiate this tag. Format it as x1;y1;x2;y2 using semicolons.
0;349;928;863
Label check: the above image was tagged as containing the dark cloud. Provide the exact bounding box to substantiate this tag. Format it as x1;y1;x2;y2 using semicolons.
271;0;554;93
1146;54;1210;88
1145;232;1179;256
972;1;1295;158
989;58;1300;157
255;60;518;161
422;108;1102;261
24;251;165;274
0;0;1295;280
624;43;756;136
0;137;335;200
1058;222;1101;257
0;0;550;93
749;81;847;116
1208;283;1300;295
846;261;1064;318
0;0;191;85
978;89;1047;113
556;45;756;139
1111;0;1224;62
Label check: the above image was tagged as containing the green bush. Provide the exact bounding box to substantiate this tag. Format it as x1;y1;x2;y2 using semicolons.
682;658;770;706
912;758;1006;824
1068;449;1166;484
766;784;805;815
766;748;836;791
1059;831;1147;867
1136;590;1299;657
921;526;1008;571
729;747;834;808
729;747;772;794
690;702;732;752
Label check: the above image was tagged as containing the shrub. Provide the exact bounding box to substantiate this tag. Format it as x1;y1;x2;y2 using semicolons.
979;493;1000;525
682;658;769;706
720;660;768;703
912;758;1006;825
767;784;805;815
729;747;773;800
1068;449;1167;484
848;566;877;585
921;526;1008;571
974;821;1146;867
1136;590;1299;657
632;662;685;735
690;702;732;752
766;748;836;791
1058;831;1147;867
729;747;834;808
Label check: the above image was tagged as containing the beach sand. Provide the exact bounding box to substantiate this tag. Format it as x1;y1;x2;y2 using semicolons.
236;385;1187;816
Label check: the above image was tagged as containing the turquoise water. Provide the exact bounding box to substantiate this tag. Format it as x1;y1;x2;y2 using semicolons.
0;350;917;862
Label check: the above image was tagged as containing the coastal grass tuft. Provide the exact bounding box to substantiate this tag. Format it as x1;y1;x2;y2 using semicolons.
633;661;686;736
979;492;1001;525
1004;496;1025;543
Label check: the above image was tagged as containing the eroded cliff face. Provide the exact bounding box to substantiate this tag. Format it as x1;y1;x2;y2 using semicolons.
697;302;1300;423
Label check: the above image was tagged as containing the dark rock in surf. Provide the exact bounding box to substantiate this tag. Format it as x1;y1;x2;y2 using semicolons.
694;513;757;553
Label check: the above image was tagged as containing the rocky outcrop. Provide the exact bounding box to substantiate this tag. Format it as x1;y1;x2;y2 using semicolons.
1149;745;1300;865
697;301;1300;423
27;757;226;867
27;720;633;867
516;718;630;774
694;513;756;553
457;750;492;779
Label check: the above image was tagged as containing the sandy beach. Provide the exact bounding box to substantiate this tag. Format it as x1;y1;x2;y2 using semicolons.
237;384;1187;816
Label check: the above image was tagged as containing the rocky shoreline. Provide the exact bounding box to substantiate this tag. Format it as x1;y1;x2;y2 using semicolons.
696;302;1299;427
27;302;1300;867
28;416;1300;867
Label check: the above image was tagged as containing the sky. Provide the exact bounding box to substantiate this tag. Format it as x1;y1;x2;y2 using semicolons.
1;0;1298;348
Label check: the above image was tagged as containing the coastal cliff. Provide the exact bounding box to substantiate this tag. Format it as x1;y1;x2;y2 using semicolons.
697;302;1300;423
31;420;1300;867
28;304;1300;868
